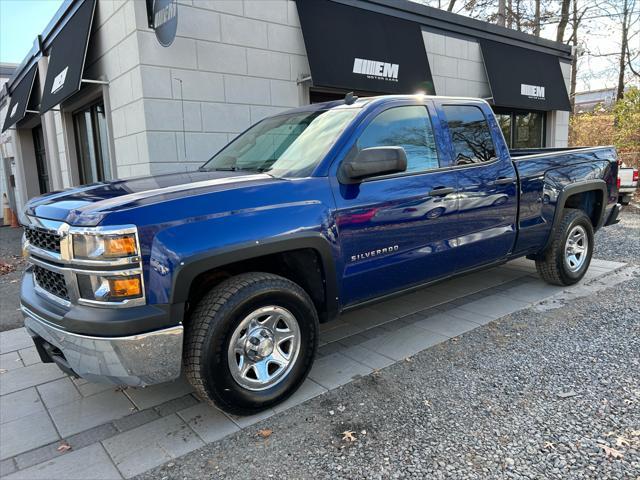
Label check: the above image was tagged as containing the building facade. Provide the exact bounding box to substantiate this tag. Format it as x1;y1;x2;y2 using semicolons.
0;0;573;214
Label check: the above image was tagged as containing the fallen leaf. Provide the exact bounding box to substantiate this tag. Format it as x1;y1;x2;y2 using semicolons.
543;441;556;450
341;430;356;442
337;405;346;412
257;429;273;439
631;430;640;437
361;430;367;435
329;410;335;416
404;357;412;363
616;436;631;447
423;400;432;407
57;441;72;453
599;445;624;459
0;369;7;374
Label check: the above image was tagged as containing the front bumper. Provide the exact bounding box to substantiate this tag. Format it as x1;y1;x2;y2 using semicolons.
22;304;183;386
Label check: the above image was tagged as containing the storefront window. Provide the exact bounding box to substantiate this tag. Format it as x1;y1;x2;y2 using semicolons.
495;113;512;147
492;109;545;149
73;101;111;184
513;112;544;149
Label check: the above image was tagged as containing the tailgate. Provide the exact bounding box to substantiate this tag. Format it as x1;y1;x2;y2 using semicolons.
619;167;638;187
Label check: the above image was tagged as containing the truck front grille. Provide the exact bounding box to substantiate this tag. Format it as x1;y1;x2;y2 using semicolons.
26;227;61;254
33;265;69;301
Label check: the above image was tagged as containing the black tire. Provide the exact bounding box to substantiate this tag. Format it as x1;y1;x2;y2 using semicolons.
535;209;594;286
183;272;319;415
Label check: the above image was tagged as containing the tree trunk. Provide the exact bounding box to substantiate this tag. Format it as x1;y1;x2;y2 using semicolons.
534;0;541;36
570;0;579;112
497;0;506;26
616;0;629;100
556;0;571;42
507;0;513;28
447;0;456;12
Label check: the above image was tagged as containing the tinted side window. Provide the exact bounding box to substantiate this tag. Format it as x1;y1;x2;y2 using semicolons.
442;105;496;165
357;106;439;173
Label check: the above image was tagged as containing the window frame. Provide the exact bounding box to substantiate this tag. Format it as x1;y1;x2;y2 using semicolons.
350;103;445;183
72;99;111;185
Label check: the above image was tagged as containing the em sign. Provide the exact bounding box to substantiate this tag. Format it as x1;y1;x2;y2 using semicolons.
153;0;178;47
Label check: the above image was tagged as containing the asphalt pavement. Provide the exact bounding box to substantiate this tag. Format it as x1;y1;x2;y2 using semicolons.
0;226;25;332
136;208;640;480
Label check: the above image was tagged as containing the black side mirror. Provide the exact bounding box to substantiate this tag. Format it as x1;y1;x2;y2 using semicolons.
340;147;407;184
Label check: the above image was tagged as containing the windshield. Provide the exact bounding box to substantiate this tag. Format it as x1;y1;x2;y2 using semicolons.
200;109;359;178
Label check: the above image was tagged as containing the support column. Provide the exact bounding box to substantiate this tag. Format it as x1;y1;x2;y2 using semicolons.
37;56;64;191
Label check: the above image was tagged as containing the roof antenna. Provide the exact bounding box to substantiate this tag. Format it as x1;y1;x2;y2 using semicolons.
344;91;358;105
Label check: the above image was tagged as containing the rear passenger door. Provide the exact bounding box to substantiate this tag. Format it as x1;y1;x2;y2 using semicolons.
331;102;459;306
437;102;518;270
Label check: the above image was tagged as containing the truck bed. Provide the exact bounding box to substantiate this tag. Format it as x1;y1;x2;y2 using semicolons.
508;145;619;256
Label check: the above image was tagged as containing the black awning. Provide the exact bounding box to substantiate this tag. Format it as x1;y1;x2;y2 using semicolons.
295;0;435;95
40;0;96;113
1;65;38;133
480;38;571;111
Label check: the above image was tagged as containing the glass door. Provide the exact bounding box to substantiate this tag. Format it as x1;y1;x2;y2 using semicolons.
73;101;112;184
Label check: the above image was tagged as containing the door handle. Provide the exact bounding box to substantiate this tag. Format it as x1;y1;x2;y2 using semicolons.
429;187;455;196
494;177;516;185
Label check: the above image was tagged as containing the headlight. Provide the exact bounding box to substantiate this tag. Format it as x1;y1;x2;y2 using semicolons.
73;233;138;260
77;273;143;302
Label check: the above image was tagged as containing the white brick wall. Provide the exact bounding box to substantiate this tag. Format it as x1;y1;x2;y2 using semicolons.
422;29;491;98
132;0;309;174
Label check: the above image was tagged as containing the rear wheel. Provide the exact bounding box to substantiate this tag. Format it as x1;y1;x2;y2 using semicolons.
184;272;318;415
535;209;594;286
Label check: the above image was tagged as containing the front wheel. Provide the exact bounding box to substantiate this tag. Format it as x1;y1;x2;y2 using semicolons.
184;272;319;415
535;209;594;286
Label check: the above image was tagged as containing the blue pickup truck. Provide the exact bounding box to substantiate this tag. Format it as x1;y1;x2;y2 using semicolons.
20;95;620;414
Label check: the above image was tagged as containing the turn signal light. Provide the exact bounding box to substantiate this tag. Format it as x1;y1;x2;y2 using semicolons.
109;277;142;298
105;236;137;257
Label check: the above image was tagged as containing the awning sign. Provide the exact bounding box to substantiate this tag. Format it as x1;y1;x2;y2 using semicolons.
295;0;435;95
40;0;96;113
480;39;571;111
1;65;38;133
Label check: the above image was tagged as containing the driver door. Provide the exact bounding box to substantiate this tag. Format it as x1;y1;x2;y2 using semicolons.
331;103;459;306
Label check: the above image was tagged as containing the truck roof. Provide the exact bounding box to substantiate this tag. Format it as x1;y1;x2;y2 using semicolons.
281;94;490;116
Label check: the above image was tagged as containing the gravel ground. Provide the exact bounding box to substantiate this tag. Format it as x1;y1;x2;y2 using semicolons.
594;205;640;265
0;226;25;331
137;209;640;480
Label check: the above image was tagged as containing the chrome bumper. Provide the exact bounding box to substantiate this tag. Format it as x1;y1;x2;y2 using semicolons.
22;304;183;386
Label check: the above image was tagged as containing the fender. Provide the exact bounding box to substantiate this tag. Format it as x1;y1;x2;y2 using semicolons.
170;232;340;321
541;179;607;252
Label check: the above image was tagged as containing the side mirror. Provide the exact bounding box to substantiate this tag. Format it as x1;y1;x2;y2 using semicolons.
340;147;407;184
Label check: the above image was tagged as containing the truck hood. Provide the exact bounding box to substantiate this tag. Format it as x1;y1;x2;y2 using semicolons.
25;170;278;226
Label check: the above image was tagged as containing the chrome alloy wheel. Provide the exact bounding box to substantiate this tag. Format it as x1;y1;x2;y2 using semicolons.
227;306;301;391
564;225;588;272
